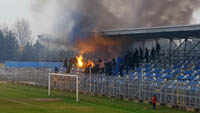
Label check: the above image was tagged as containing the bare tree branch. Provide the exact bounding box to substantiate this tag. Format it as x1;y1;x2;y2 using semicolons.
13;19;32;46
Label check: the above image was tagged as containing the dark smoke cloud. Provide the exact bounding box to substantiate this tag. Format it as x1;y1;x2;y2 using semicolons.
134;0;200;27
31;0;200;52
102;0;200;27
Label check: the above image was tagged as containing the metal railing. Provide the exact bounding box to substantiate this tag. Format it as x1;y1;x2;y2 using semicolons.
0;68;200;108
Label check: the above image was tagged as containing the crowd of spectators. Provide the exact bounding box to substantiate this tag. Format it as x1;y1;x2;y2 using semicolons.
62;43;161;77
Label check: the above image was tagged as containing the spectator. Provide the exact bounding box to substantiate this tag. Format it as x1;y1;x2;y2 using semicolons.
108;62;112;76
145;48;149;63
104;59;108;75
67;57;74;73
115;57;121;76
139;48;143;61
130;52;135;69
152;94;157;110
54;66;59;73
112;58;116;75
63;58;68;72
151;47;155;60
156;42;161;57
53;66;59;87
99;59;104;74
119;63;124;77
135;48;139;67
125;51;131;73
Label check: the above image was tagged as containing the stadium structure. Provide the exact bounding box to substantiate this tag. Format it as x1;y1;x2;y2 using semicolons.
1;24;200;111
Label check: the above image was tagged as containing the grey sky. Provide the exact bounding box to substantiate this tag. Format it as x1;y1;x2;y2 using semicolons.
0;0;30;25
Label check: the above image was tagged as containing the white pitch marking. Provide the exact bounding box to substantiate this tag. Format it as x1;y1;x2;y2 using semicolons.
0;97;47;109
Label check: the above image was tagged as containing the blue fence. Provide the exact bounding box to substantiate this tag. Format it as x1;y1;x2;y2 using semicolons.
5;61;63;68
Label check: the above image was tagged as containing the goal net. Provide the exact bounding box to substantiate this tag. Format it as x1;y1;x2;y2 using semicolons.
48;73;79;102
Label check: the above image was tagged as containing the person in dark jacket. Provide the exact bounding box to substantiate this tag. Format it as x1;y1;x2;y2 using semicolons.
112;58;116;75
151;47;155;60
63;58;68;72
119;63;124;77
145;48;149;63
156;42;161;57
139;47;143;62
54;66;59;73
135;48;139;67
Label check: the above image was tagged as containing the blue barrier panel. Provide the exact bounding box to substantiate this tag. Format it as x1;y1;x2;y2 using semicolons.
5;61;64;68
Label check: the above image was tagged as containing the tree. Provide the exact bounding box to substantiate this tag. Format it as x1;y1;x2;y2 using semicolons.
13;19;32;47
0;23;9;37
0;30;5;62
4;31;19;61
33;41;45;61
0;29;19;62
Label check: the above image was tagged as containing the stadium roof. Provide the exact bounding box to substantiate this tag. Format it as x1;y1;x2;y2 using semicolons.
99;24;200;40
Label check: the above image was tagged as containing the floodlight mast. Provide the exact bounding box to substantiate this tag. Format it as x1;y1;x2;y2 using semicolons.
48;73;79;102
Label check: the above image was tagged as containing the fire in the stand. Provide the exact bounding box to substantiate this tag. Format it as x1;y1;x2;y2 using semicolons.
75;54;95;69
76;55;84;68
87;60;95;68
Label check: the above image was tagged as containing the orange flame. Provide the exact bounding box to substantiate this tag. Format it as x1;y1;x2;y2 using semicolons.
76;55;84;68
87;60;95;68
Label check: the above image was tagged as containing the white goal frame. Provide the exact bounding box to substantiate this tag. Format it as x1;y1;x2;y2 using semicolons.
48;73;79;102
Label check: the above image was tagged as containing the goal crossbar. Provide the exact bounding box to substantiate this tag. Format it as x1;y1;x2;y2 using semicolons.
48;73;79;102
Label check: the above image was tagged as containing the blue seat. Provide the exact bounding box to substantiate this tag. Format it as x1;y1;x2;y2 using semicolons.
135;68;142;72
183;65;188;69
129;72;135;77
155;78;164;82
189;81;198;85
184;70;194;75
134;76;142;80
173;65;181;69
154;73;162;77
164;74;173;79
144;77;153;80
136;72;143;76
191;86;199;91
164;68;172;74
196;71;200;75
153;64;159;67
177;75;184;80
173;70;181;75
153;68;162;73
144;68;152;73
145;72;153;77
194;66;200;70
185;76;195;81
144;64;152;68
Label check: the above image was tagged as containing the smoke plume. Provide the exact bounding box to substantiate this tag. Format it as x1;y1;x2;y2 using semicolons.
31;0;200;53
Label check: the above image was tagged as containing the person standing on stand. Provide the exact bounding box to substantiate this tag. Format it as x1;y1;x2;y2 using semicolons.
139;47;143;62
152;94;157;110
156;42;161;57
151;47;155;61
145;48;149;63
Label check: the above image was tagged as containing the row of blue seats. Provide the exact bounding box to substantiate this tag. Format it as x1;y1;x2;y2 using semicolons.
130;71;200;81
137;64;200;76
129;72;174;80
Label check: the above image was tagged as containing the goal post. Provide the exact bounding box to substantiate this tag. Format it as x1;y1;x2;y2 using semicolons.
48;73;79;102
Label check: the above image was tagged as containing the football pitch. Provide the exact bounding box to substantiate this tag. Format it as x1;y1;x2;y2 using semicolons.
0;82;191;113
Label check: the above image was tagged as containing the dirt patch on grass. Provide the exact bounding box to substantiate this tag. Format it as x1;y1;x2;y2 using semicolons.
28;98;62;102
0;81;7;84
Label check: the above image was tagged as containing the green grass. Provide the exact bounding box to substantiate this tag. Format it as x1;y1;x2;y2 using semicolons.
0;82;192;113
